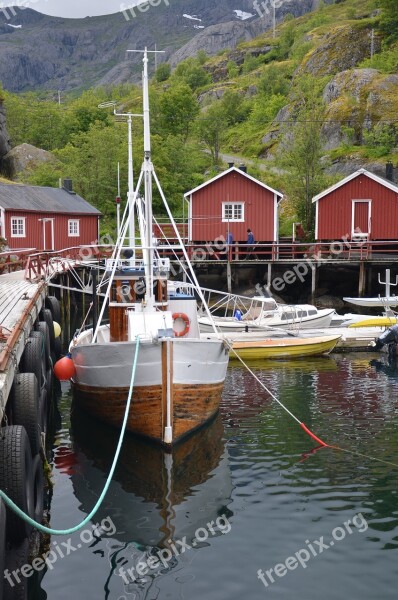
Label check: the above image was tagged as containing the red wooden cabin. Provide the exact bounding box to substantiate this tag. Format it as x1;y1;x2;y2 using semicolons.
0;179;101;251
184;166;283;243
313;168;398;241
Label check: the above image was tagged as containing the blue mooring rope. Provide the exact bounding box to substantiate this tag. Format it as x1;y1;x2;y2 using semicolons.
0;337;140;535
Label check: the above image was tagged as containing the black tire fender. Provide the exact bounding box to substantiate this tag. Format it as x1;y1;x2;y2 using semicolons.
3;538;29;600
39;388;48;436
40;308;55;351
45;295;61;325
53;337;62;361
20;338;43;391
34;321;51;369
0;497;6;600
31;454;44;525
11;373;41;457
0;426;34;544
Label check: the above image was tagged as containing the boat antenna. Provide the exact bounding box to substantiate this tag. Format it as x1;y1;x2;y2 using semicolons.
127;47;165;306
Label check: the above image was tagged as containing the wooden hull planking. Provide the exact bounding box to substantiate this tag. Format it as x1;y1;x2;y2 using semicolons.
73;380;224;446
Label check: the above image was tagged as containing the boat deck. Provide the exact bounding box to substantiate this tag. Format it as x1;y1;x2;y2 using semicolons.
0;271;46;420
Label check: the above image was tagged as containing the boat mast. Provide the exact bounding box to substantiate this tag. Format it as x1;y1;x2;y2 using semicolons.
127;114;135;254
142;48;155;306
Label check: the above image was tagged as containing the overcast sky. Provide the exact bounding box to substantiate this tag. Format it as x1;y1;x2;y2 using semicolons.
3;1;141;18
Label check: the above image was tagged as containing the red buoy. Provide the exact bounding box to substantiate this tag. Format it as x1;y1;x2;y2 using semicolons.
54;356;76;381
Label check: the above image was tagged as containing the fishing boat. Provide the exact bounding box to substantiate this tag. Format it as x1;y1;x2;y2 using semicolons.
228;334;341;360
196;289;335;332
70;50;229;447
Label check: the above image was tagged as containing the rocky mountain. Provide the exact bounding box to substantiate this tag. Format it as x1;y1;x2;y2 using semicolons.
0;0;320;92
0;101;11;166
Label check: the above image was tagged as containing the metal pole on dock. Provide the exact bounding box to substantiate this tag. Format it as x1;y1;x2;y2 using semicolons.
311;264;318;303
92;268;98;341
358;262;366;297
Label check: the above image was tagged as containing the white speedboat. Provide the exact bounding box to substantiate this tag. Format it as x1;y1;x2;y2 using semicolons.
343;296;398;308
70;50;229;447
197;293;334;332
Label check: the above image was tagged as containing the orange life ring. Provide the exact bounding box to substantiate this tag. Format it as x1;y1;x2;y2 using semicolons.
172;312;190;337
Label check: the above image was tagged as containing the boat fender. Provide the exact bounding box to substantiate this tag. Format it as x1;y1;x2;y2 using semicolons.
54;354;76;381
172;313;190;337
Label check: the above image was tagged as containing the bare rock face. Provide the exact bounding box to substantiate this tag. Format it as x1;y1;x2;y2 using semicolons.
299;23;382;77
4;143;56;178
321;69;398;150
0;101;11;159
170;21;264;67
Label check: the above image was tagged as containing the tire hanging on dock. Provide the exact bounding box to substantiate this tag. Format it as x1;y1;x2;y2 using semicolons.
40;308;55;351
11;373;41;457
45;295;62;325
34;322;51;369
39;388;48;435
0;426;34;543
31;454;44;525
3;538;29;600
20;337;43;392
0;498;6;600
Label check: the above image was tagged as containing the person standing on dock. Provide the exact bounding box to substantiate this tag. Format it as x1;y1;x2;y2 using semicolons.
226;230;234;260
246;228;257;259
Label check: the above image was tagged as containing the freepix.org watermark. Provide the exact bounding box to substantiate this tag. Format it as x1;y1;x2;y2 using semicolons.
0;0;46;20
120;0;169;22
253;0;284;19
257;512;369;589
3;517;116;589
118;514;231;583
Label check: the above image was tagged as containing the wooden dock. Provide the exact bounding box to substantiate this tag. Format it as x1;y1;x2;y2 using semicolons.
0;271;46;420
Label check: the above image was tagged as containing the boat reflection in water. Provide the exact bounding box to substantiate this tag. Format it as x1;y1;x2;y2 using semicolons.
370;356;398;379
69;406;233;595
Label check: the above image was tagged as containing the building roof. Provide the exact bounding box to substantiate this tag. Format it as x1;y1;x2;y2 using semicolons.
0;182;101;215
312;168;398;203
184;167;283;199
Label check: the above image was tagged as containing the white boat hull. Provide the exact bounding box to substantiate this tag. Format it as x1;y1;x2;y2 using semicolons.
343;297;398;307
70;330;229;446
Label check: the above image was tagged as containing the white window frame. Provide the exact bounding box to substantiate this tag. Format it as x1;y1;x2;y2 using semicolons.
68;219;80;237
11;217;26;238
222;202;245;223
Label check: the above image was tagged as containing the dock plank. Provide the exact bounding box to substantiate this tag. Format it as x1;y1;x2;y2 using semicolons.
0;273;46;420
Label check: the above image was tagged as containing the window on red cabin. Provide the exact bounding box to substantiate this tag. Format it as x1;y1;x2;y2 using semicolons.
68;220;80;237
222;202;244;222
11;217;26;237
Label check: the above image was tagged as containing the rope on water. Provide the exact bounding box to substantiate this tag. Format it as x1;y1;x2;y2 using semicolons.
0;337;141;535
228;343;398;466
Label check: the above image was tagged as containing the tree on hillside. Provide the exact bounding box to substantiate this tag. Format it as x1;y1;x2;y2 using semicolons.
278;86;326;236
158;84;199;140
198;103;228;166
379;0;398;43
155;63;171;83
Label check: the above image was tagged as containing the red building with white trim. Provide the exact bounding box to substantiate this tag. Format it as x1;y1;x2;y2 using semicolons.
313;168;398;241
0;179;101;251
184;166;283;243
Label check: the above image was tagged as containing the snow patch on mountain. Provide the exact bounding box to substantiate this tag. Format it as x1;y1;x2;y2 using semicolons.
183;14;202;22
234;10;254;20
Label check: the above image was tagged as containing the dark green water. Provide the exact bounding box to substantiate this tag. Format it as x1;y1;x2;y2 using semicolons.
37;354;398;599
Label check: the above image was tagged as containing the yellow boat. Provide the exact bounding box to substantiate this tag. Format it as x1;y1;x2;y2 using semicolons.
229;334;342;360
348;317;398;328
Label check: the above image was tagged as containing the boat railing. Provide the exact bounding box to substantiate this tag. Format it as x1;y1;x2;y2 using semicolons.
171;283;276;320
105;258;171;273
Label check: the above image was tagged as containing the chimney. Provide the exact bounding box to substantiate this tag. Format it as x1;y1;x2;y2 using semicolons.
63;178;75;194
386;161;394;182
239;164;247;173
228;162;234;169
